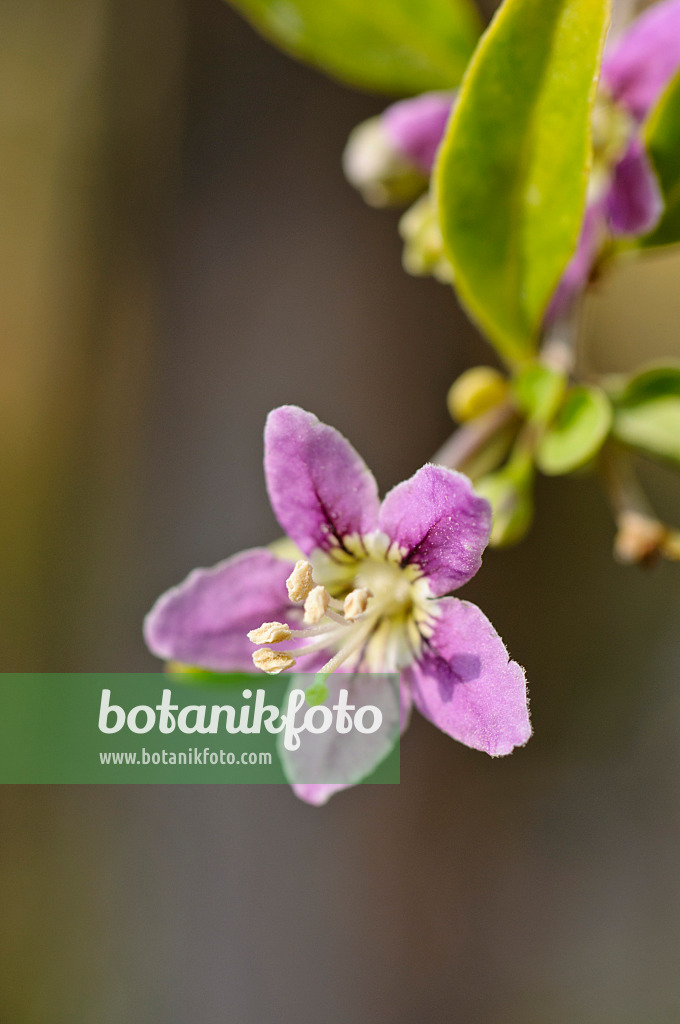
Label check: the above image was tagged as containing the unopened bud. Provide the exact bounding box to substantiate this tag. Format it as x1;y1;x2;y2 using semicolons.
304;585;330;624
247;621;291;644
614;511;667;565
344;588;371;621
343;116;426;208
447;367;508;423
286;560;315;602
252;649;296;675
399;193;453;284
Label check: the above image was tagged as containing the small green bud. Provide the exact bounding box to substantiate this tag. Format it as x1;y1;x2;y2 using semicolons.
399;193;454;283
447;367;508;423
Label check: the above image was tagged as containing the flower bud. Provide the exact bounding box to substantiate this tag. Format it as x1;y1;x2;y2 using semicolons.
614;511;668;565
342;116;427;207
399;193;453;283
447;367;509;423
343;93;453;208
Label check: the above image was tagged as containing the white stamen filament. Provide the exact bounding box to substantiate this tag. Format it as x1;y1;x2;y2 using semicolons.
316;613;379;675
251;537;427;678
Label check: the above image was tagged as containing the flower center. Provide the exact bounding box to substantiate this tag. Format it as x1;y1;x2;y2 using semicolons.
247;534;434;677
353;558;413;619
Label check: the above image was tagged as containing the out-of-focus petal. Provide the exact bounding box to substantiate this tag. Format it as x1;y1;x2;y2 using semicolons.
602;0;680;121
280;673;402;804
383;92;454;173
606;138;664;235
378;464;491;596
291;782;351;806
143;548;294;672
264;406;380;557
545;202;606;323
408;598;531;756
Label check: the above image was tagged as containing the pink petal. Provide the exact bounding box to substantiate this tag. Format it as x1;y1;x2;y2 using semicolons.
382;92;454;173
545;202;606;324
602;0;680;121
378;464;491;596
280;672;402;804
264;406;380;557
143;548;295;672
408;598;531;756
606;138;663;235
291;782;351;806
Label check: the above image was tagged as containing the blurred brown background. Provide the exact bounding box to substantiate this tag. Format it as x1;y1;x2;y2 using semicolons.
2;1;680;1020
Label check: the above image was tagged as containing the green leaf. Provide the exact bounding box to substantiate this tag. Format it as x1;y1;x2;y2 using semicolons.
611;365;680;466
475;462;534;547
536;385;612;475
436;0;610;364
511;364;566;424
226;0;482;95
166;663;253;688
642;68;680;250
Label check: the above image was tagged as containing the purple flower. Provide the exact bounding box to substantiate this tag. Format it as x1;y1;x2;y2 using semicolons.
145;406;531;804
549;0;680;318
345;4;680;313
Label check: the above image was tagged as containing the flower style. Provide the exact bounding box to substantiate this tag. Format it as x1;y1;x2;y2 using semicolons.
344;0;680;315
144;406;531;804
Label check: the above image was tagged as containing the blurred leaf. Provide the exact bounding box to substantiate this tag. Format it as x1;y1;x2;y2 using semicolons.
512;364;566;424
611;365;680;466
642;68;680;249
475;463;534;546
166;663;253;687
436;0;610;363
537;385;612;475
226;0;482;95
457;418;519;480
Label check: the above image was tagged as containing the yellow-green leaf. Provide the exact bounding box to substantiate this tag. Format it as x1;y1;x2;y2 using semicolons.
611;365;680;466
536;385;612;475
226;0;482;95
436;0;610;363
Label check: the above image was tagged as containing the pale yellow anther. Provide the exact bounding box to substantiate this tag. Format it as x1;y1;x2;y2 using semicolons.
343;588;371;622
247;621;291;644
304;585;330;624
252;649;296;674
286;560;315;602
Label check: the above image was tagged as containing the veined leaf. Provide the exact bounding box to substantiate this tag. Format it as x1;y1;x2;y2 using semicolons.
226;0;482;95
436;0;610;364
